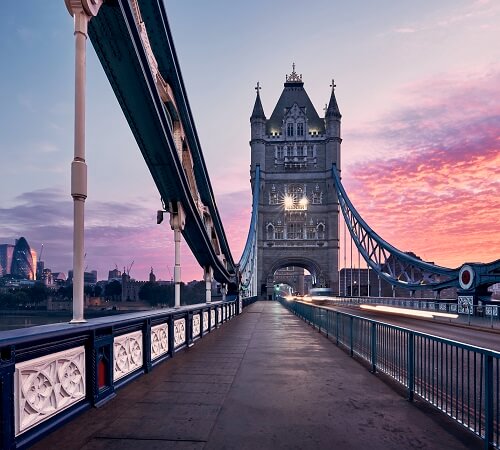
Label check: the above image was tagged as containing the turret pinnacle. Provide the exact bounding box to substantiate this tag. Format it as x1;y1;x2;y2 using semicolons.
325;79;341;118
251;82;266;120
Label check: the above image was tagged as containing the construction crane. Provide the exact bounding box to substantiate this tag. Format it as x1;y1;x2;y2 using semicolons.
126;260;134;277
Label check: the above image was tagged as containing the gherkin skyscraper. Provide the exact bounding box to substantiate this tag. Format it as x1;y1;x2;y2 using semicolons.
11;237;36;280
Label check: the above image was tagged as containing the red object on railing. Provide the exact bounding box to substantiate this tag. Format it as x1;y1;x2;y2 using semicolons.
98;358;107;389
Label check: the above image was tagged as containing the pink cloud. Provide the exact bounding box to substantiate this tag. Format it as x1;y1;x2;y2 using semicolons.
343;68;500;268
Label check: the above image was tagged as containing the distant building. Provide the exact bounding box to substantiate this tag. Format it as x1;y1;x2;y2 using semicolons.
51;272;67;285
274;266;305;294
41;268;54;286
121;272;147;302
36;260;45;280
88;270;98;284
68;269;98;285
108;268;122;280
339;268;380;296
11;237;37;280
149;267;156;283
0;244;15;276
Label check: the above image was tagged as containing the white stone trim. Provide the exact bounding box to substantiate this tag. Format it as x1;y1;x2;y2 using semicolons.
14;346;85;436
174;318;186;347
192;314;201;338
113;331;143;381
203;311;209;331
151;323;168;360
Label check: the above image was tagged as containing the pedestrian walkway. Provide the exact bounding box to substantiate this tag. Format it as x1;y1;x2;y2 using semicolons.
34;302;476;449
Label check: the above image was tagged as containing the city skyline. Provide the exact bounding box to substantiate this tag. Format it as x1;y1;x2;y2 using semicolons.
0;1;499;281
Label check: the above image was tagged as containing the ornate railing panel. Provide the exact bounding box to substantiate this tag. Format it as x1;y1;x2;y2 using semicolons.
1;298;243;448
113;331;143;382
173;318;186;348
203;311;209;332
192;314;201;338
14;346;85;436
151;323;169;360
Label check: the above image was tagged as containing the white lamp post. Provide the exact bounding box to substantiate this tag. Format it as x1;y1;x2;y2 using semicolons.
65;0;103;323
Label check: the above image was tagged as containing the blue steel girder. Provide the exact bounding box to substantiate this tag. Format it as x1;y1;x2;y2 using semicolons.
137;0;234;271
464;260;500;296
87;1;236;285
238;167;260;295
332;166;459;291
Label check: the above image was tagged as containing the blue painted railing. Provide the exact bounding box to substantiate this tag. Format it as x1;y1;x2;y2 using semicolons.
0;298;242;449
316;295;500;328
242;296;258;308
279;298;500;449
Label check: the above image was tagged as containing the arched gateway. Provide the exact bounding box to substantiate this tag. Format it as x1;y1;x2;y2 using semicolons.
250;66;342;299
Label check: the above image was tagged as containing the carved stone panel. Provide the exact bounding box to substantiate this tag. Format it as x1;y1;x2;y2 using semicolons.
174;318;186;348
14;346;85;436
217;307;222;323
223;307;227;320
151;323;168;360
239;298;243;313
114;331;143;382
192;314;201;337
210;310;216;328
203;311;209;331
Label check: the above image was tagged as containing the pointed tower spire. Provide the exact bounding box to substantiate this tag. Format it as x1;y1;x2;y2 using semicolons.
325;79;341;118
251;82;266;120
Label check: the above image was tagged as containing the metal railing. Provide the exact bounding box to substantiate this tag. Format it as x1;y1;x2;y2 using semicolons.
0;298;242;449
321;296;500;328
280;298;500;449
242;296;259;308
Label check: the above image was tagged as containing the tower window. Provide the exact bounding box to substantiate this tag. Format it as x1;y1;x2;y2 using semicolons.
276;146;283;159
297;122;304;136
312;192;322;204
269;192;278;205
266;224;274;240
287;223;303;239
287;122;294;137
317;223;325;240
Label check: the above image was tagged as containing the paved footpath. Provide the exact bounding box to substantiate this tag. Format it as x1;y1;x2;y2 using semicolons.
34;302;477;449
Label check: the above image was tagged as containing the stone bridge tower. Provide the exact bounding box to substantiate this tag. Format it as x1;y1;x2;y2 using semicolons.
250;66;341;299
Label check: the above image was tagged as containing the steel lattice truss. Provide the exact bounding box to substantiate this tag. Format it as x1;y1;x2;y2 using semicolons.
332;167;459;292
238;166;260;297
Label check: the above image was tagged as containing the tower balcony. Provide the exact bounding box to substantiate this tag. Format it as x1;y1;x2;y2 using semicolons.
265;240;327;248
284;156;308;169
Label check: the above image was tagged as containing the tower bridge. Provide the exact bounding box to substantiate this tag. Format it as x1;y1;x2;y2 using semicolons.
1;0;500;448
250;67;341;299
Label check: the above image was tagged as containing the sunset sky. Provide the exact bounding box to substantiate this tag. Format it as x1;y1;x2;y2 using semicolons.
0;0;499;281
